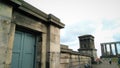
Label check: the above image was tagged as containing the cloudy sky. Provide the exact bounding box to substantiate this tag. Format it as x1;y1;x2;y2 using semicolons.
24;0;120;57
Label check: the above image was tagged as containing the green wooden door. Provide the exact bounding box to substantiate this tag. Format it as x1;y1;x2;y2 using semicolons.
11;31;36;68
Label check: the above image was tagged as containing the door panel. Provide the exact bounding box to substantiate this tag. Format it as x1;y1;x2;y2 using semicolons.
22;33;35;68
11;31;23;68
11;31;36;68
11;53;20;68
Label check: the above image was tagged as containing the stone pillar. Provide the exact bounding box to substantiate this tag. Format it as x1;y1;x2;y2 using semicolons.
104;44;107;56
0;2;12;68
114;43;118;55
101;44;105;56
47;25;61;68
109;44;113;55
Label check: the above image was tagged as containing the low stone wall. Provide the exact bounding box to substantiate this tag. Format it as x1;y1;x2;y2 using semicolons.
60;44;91;68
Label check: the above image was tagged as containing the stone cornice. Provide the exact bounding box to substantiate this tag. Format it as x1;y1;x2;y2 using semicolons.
6;0;65;28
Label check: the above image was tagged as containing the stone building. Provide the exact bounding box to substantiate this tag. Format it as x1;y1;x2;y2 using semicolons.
0;0;64;68
78;35;97;61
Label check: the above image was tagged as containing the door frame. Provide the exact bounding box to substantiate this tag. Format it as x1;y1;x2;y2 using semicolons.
11;25;42;68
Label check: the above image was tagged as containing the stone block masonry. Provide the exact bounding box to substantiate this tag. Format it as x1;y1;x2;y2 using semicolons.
60;44;91;68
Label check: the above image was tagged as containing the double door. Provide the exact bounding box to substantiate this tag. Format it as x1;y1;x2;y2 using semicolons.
11;31;36;68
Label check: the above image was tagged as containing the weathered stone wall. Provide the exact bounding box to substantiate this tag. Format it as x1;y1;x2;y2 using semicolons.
60;45;91;68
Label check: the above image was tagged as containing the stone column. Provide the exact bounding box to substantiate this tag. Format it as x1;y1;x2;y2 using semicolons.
109;44;113;55
101;44;105;56
114;43;118;55
0;2;12;68
104;44;107;56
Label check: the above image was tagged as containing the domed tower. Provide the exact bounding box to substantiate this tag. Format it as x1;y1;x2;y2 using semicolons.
78;35;97;61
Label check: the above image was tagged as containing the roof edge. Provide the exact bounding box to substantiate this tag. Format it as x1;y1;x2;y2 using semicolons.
9;0;65;28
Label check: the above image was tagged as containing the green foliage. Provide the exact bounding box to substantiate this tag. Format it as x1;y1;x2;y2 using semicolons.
112;58;118;62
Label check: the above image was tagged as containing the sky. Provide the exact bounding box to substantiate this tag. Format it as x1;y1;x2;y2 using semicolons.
24;0;120;57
